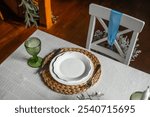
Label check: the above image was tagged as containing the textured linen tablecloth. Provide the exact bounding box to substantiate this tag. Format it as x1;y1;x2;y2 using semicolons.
0;29;150;100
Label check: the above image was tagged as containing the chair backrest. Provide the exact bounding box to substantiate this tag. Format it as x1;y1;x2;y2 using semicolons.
86;3;145;65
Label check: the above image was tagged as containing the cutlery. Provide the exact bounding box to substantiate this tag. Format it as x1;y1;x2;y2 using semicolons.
86;64;100;87
35;48;62;74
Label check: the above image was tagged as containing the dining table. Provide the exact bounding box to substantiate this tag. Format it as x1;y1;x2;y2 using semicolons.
0;29;150;100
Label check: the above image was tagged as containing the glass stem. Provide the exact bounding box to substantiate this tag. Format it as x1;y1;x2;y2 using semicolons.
33;55;38;63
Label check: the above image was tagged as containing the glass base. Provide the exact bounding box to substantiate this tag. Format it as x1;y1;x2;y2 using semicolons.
130;91;143;100
27;56;43;68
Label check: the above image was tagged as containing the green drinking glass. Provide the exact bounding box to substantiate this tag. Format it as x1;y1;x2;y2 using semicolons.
24;37;43;68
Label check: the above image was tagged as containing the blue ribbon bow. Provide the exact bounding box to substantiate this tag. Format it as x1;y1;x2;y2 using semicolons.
108;10;122;46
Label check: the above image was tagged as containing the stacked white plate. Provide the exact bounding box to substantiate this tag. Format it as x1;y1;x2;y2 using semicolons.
49;52;94;85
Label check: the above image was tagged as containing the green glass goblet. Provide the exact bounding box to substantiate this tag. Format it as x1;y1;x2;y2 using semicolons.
24;37;43;68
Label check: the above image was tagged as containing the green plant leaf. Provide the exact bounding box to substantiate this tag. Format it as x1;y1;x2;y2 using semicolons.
20;0;39;27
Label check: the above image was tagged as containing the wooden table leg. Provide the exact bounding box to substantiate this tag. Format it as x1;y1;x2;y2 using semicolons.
38;0;53;29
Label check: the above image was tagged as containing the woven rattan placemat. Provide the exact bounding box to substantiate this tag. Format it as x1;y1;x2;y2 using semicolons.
41;48;101;95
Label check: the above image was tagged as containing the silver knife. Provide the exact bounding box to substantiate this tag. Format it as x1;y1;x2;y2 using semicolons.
86;64;101;87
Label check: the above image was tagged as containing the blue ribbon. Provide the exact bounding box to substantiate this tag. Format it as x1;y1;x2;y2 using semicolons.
108;10;122;46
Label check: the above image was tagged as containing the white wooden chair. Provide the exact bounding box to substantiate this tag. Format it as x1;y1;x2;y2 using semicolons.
86;3;145;65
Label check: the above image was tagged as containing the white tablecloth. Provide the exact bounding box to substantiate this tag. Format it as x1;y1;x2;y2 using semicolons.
0;29;150;100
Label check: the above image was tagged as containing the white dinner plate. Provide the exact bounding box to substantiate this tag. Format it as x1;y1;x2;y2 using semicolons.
49;52;94;85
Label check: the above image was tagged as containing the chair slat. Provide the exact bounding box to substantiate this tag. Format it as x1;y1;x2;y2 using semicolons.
97;17;108;31
86;16;96;49
89;4;145;32
91;44;125;62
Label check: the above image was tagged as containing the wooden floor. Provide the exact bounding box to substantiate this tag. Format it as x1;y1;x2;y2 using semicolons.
0;0;150;73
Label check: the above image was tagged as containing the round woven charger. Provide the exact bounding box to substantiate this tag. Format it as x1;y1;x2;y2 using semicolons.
41;48;101;95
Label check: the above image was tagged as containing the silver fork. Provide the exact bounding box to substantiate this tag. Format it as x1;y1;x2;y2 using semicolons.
35;48;62;74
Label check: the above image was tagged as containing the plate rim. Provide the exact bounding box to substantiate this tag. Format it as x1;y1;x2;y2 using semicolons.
49;51;94;85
